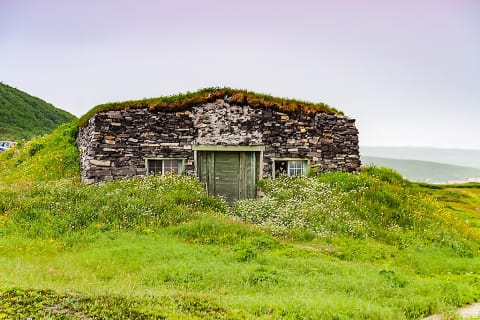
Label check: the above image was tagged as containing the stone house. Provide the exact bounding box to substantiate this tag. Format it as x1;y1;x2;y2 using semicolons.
77;89;360;203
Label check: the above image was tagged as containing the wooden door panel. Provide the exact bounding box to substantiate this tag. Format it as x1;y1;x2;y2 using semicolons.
214;152;240;203
197;150;257;203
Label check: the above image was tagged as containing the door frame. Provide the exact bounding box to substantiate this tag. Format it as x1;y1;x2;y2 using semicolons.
192;145;265;201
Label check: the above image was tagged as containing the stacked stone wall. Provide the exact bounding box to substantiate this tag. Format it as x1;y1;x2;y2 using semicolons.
77;99;360;183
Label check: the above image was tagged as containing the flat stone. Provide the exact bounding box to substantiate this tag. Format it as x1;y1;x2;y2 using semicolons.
90;159;111;167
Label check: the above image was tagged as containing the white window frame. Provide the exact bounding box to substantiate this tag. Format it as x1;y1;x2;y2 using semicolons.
272;158;308;178
145;158;185;175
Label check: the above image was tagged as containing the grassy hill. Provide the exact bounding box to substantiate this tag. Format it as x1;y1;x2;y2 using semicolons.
0;82;76;141
1;125;480;319
362;156;480;184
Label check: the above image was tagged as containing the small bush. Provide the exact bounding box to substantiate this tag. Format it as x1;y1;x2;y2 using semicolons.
171;216;260;245
246;266;279;286
28;142;43;157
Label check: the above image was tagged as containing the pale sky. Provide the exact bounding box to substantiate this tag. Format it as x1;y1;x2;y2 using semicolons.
1;0;479;149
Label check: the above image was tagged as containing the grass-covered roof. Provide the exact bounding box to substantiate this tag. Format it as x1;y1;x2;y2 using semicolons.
78;87;342;127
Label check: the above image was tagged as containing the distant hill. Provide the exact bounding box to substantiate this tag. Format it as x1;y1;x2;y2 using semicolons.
0;82;76;141
362;155;480;184
361;146;480;169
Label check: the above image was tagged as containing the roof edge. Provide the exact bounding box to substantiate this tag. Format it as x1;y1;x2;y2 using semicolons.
78;87;343;127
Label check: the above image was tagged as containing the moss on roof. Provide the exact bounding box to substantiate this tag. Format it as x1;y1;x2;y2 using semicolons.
78;87;342;127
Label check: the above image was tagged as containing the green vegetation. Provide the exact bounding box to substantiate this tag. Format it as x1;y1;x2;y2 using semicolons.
0;83;77;141
362;156;480;184
78;87;341;127
0;122;79;186
2;125;480;319
233;167;480;254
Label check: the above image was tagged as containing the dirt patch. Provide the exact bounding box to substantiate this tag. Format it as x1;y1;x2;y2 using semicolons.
294;244;336;253
423;302;480;319
47;304;93;320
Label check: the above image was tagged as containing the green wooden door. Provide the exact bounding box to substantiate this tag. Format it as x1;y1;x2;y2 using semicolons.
214;152;240;203
197;151;258;203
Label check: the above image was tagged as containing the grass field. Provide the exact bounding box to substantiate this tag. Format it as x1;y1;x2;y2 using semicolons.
1;124;480;319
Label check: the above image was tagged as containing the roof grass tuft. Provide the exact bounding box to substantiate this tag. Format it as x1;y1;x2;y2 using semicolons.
78;87;342;127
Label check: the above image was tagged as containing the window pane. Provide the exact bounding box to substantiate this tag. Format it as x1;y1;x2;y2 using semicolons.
148;160;163;174
289;160;305;176
274;160;288;178
163;159;179;174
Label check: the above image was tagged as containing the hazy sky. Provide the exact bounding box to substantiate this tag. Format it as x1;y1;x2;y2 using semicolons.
1;0;479;149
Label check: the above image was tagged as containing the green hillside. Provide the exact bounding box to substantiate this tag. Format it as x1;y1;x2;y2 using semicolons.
1;126;480;319
361;146;480;169
0;82;76;141
362;156;480;184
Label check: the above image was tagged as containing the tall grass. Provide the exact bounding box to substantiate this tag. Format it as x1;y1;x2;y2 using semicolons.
2;175;226;241
0;122;80;186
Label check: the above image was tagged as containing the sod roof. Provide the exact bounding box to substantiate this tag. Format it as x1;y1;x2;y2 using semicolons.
78;88;342;127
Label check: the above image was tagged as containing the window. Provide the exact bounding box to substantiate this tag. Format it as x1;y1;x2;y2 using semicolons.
273;159;307;178
146;159;184;175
